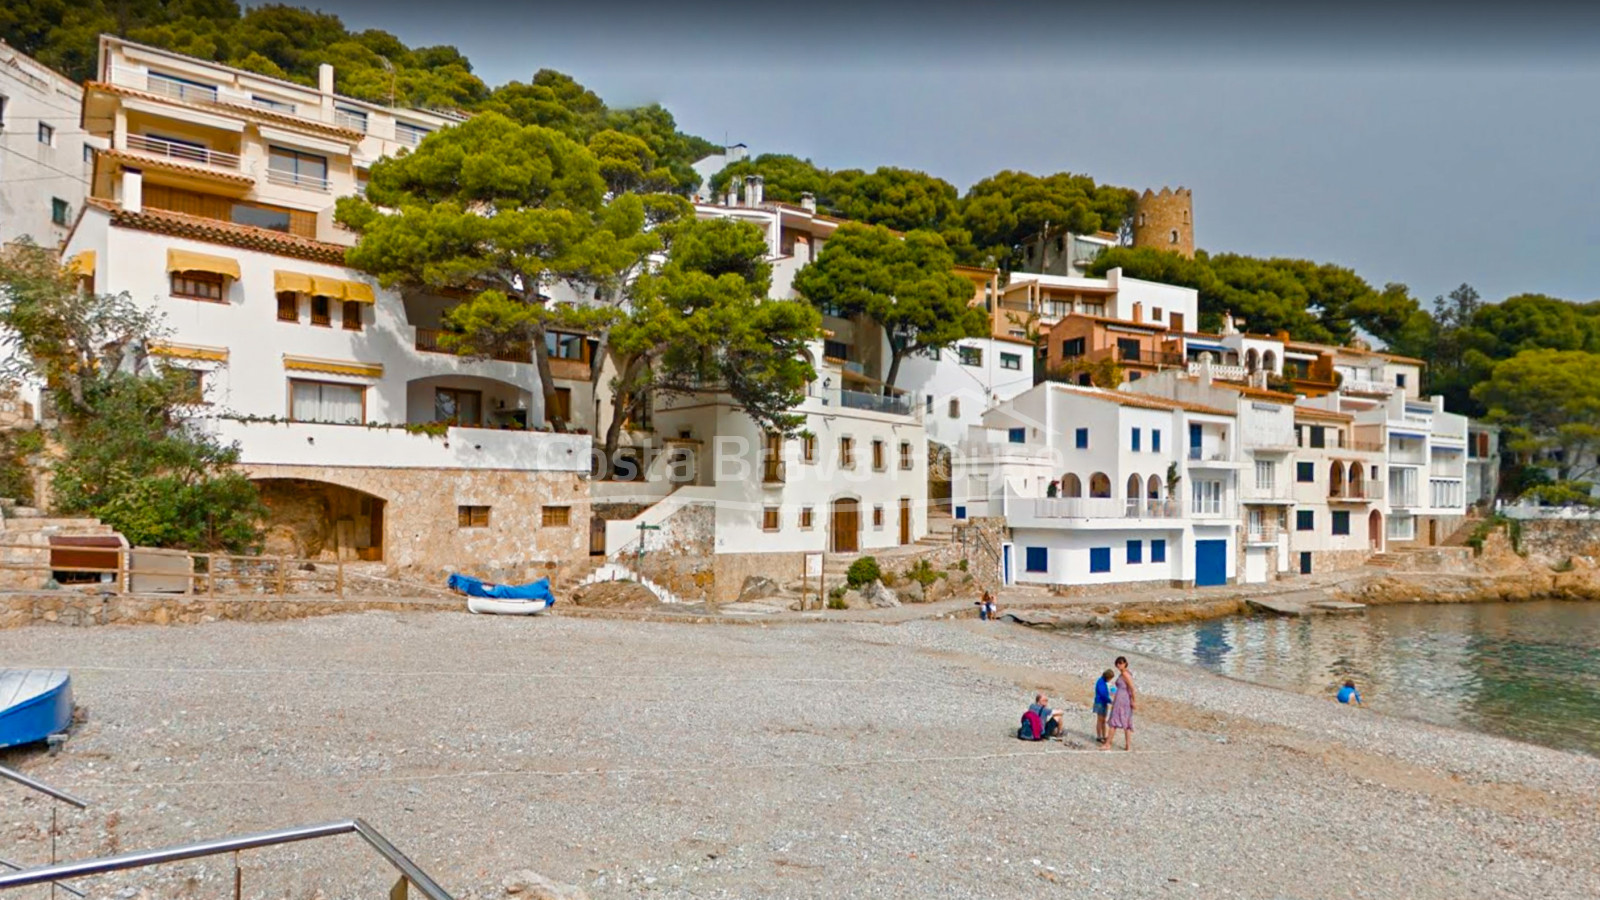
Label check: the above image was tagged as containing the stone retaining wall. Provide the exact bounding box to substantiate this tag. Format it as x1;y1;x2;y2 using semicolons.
1512;518;1600;564
0;592;459;629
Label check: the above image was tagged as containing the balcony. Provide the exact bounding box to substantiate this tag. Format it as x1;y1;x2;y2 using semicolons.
839;389;910;416
201;418;591;473
1026;497;1184;520
335;110;369;133
415;327;532;364
1341;378;1394;396
1187;360;1247;381
266;168;331;193
145;71;220;105
762;460;786;484
1328;481;1385;502
125;134;241;170
1084;345;1185;368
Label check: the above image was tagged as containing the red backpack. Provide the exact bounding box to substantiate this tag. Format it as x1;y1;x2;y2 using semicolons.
1018;709;1044;741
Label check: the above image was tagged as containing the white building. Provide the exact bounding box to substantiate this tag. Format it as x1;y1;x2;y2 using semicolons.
1466;423;1500;508
689;142;748;203
1287;405;1388;574
954;382;1240;589
0;41;103;249
898;335;1035;448
58;36;592;581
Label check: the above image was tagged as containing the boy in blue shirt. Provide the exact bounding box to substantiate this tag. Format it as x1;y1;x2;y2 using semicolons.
1093;669;1115;744
1337;680;1363;706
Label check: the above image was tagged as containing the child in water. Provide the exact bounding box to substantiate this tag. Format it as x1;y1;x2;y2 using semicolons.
1337;679;1363;707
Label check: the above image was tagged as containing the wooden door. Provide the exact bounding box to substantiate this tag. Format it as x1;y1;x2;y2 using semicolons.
589;517;607;556
898;498;911;546
831;499;859;554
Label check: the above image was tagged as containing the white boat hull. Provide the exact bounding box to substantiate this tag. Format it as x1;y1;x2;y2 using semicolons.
467;596;553;616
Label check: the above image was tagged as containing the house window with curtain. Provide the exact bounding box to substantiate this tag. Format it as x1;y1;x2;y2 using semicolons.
171;271;224;302
290;380;364;424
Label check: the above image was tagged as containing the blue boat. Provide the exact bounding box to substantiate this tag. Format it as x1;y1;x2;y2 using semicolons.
0;670;73;749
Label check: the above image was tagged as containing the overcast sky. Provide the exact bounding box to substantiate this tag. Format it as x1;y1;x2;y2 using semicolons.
304;0;1600;305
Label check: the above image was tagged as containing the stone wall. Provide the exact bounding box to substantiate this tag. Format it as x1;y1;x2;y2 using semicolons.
1306;548;1373;575
711;551;812;604
0;592;458;630
614;502;715;602
1511;518;1600;565
245;464;590;586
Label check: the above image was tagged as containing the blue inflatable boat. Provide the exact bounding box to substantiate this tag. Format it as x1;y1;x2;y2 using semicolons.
448;574;556;615
0;669;73;749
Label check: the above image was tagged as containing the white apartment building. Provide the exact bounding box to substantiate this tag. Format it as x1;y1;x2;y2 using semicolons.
1287;406;1388;574
59;36;592;582
954;382;1240;589
898;335;1036;448
0;41;104;249
1466;423;1500;508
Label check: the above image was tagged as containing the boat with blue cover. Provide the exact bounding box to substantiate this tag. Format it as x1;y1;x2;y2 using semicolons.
448;574;555;615
0;669;73;749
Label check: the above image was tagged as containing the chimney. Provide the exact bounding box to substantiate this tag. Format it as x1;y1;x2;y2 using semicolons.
740;175;753;207
800;191;817;212
1132;302;1143;324
751;174;764;206
1221;311;1237;335
121;168;143;214
725;185;736;207
318;63;335;96
1199;358;1213;386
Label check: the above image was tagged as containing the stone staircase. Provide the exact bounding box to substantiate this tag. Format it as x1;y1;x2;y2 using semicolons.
576;562;685;604
1366;546;1476;572
821;513;957;580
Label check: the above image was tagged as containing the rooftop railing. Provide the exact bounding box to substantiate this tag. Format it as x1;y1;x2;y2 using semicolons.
265;167;332;193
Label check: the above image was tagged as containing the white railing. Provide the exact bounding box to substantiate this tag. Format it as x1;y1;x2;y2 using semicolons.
1341;378;1394;395
335;110;369;132
1187;361;1247;381
266;168;331;193
1025;497;1184;520
250;95;298;115
395;126;429;146
144;71;219;104
124;133;241;169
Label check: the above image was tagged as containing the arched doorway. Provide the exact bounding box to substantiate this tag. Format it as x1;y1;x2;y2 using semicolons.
1348;461;1365;497
1089;472;1111;498
1263;350;1278;373
254;478;386;561
1368;509;1383;551
1062;473;1083;498
1246;348;1260;372
1147;474;1163;514
1329;461;1344;498
830;497;860;554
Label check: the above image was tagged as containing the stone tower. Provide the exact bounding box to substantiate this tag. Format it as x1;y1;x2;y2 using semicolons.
1131;186;1194;258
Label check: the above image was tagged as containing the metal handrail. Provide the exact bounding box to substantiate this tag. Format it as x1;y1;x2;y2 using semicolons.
0;818;451;899
0;857;83;898
0;764;88;809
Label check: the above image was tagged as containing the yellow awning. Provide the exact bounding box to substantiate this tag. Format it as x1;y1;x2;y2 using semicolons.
65;251;95;277
283;355;383;378
273;270;314;294
167;249;240;280
150;341;228;362
275;271;376;303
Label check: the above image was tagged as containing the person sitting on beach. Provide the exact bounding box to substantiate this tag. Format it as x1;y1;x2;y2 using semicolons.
976;590;996;621
1019;693;1064;740
1093;669;1115;744
1337;680;1363;707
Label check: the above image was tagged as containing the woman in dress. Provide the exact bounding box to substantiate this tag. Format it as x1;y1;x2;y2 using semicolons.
1105;655;1136;751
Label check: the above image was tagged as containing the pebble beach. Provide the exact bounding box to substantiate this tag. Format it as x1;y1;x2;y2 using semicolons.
2;610;1598;899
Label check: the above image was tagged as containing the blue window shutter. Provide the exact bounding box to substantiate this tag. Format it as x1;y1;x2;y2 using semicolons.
1025;547;1048;572
955;505;967;520
1152;430;1161;452
1297;510;1314;531
1151;539;1167;563
1090;547;1111;573
1127;539;1142;564
1075;428;1088;449
1131;428;1141;452
1008;427;1026;444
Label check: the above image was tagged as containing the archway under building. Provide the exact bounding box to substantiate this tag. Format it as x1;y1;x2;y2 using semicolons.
1368;509;1383;551
254;478;386;562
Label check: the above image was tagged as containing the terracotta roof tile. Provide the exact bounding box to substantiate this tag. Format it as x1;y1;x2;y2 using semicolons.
1049;383;1235;417
90;198;347;264
1210;381;1299;402
99;149;255;186
85;81;364;141
1293;405;1352;422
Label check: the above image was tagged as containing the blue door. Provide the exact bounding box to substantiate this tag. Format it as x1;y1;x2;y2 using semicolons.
1002;545;1014;585
1195;539;1228;587
1188;423;1202;460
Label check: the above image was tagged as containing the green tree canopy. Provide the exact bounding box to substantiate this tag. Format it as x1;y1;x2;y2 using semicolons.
0;241;263;552
1474;349;1600;492
793;223;987;389
709;154;831;204
608;218;819;457
958;171;1137;270
335;112;680;431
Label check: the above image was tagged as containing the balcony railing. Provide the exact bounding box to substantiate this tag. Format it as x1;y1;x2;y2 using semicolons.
1028;497;1184;520
839;389;911;416
334;110;369;132
1341;378;1395;395
415;327;532;364
145;71;219;104
1187;360;1247;381
1187;448;1234;463
266;168;331;193
1328;481;1385;501
125;133;241;169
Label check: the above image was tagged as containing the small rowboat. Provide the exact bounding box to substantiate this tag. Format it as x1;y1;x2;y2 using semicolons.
0;669;73;749
449;574;556;616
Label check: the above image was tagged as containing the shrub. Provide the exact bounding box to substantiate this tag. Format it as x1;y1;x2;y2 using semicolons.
845;555;880;588
827;584;848;609
903;558;940;588
957;558;968;572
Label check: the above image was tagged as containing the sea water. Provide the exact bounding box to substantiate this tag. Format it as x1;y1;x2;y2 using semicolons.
1085;600;1600;757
